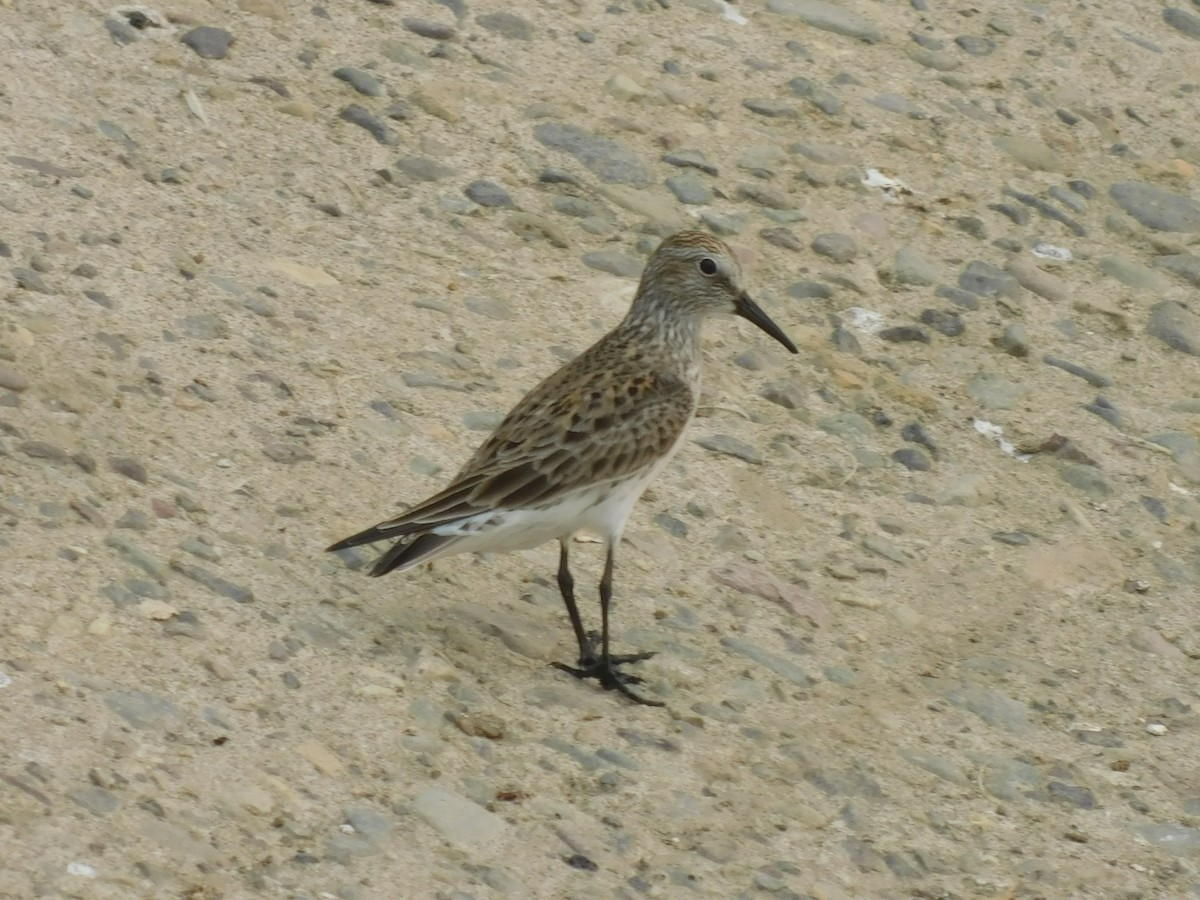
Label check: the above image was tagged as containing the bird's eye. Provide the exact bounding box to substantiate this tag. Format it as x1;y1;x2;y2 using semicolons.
698;257;718;276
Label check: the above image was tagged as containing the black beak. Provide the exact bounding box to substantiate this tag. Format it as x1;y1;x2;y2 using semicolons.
735;292;798;354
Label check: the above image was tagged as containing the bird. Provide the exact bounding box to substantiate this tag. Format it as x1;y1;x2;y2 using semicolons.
327;230;798;705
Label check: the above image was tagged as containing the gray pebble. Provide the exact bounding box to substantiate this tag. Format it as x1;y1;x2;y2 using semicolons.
1059;463;1112;499
992;531;1031;546
395;155;455;182
958;260;1021;299
892;448;931;471
0;366;29;392
721;637;815;687
69;787;119;816
533;122;651;187
333;67;384;97
787;280;832;299
742;98;798;118
464;180;513;208
760;380;805;409
998;323;1031;356
654;513;687;538
1138;824;1200;854
412;786;506;848
181;26;234;60
950;213;988;237
13;268;53;293
476;12;532;40
1083;395;1123;429
989;201;1031;226
403;18;456;40
944;683;1030;733
338;105;394;145
1164;7;1200;41
1109;181;1200;232
1042;354;1112;387
786;76;842;115
694;434;762;464
1153;253;1200;287
170;560;254;603
109;456;148;483
104;534;170;582
698;211;748;236
665;173;711;205
462;410;504;431
104;690;180;728
662;149;717;175
177;314;229;340
582;250;643;279
919;309;963;337
1148;300;1200;355
891;246;939;285
811;232;857;263
879;325;929;344
766;0;883;44
759;227;803;252
901;422;938;457
968;372;1025;409
955;35;995;56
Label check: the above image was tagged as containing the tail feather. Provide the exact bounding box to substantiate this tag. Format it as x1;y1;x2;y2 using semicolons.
368;532;459;577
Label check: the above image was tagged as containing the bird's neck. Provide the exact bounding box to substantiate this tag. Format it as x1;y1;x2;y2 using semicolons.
619;304;704;357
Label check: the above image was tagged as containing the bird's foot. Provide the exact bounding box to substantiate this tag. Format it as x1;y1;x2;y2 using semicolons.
552;650;662;707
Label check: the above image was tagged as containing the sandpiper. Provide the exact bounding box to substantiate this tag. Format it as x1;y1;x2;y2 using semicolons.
328;231;797;705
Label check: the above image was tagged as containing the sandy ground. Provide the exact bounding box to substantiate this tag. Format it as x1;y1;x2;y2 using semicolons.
3;0;1200;897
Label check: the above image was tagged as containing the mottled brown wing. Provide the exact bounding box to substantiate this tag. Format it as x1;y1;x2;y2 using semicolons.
345;342;696;542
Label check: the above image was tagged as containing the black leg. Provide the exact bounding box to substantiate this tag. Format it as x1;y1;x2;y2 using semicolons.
552;541;662;706
556;540;591;663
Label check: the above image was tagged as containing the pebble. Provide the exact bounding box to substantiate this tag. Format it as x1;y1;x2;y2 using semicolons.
464;180;513;208
104;690;180;728
1109;181;1200;232
1148;301;1200;355
169;560;254;603
403;18;456;41
811;233;857;263
766;0;883;44
1153;253;1200;287
533;122;652;187
181;27;234;60
665;173;711;205
13;268;52;293
338;105;394;144
476;11;532;40
412;787;506;848
1043;354;1112;387
694;434;762;464
662;149;718;176
581;250;642;279
333;67;384;97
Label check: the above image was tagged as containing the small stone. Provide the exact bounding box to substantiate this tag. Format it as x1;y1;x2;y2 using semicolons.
919;309;964;337
395;155;455;183
476;11;532;40
109;456;148;484
13;268;53;293
811;232;857;263
1148;301;1200;355
533;122;652;187
892;448;931;471
999;323;1030;357
338;105;394;145
0;366;29;392
402;18;456;40
955;34;995;56
879;325;929;344
694;434;762;464
413;787;506;848
464;180;513;208
665;173;712;205
1110;181;1200;232
333;67;384;97
181;26;234;60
